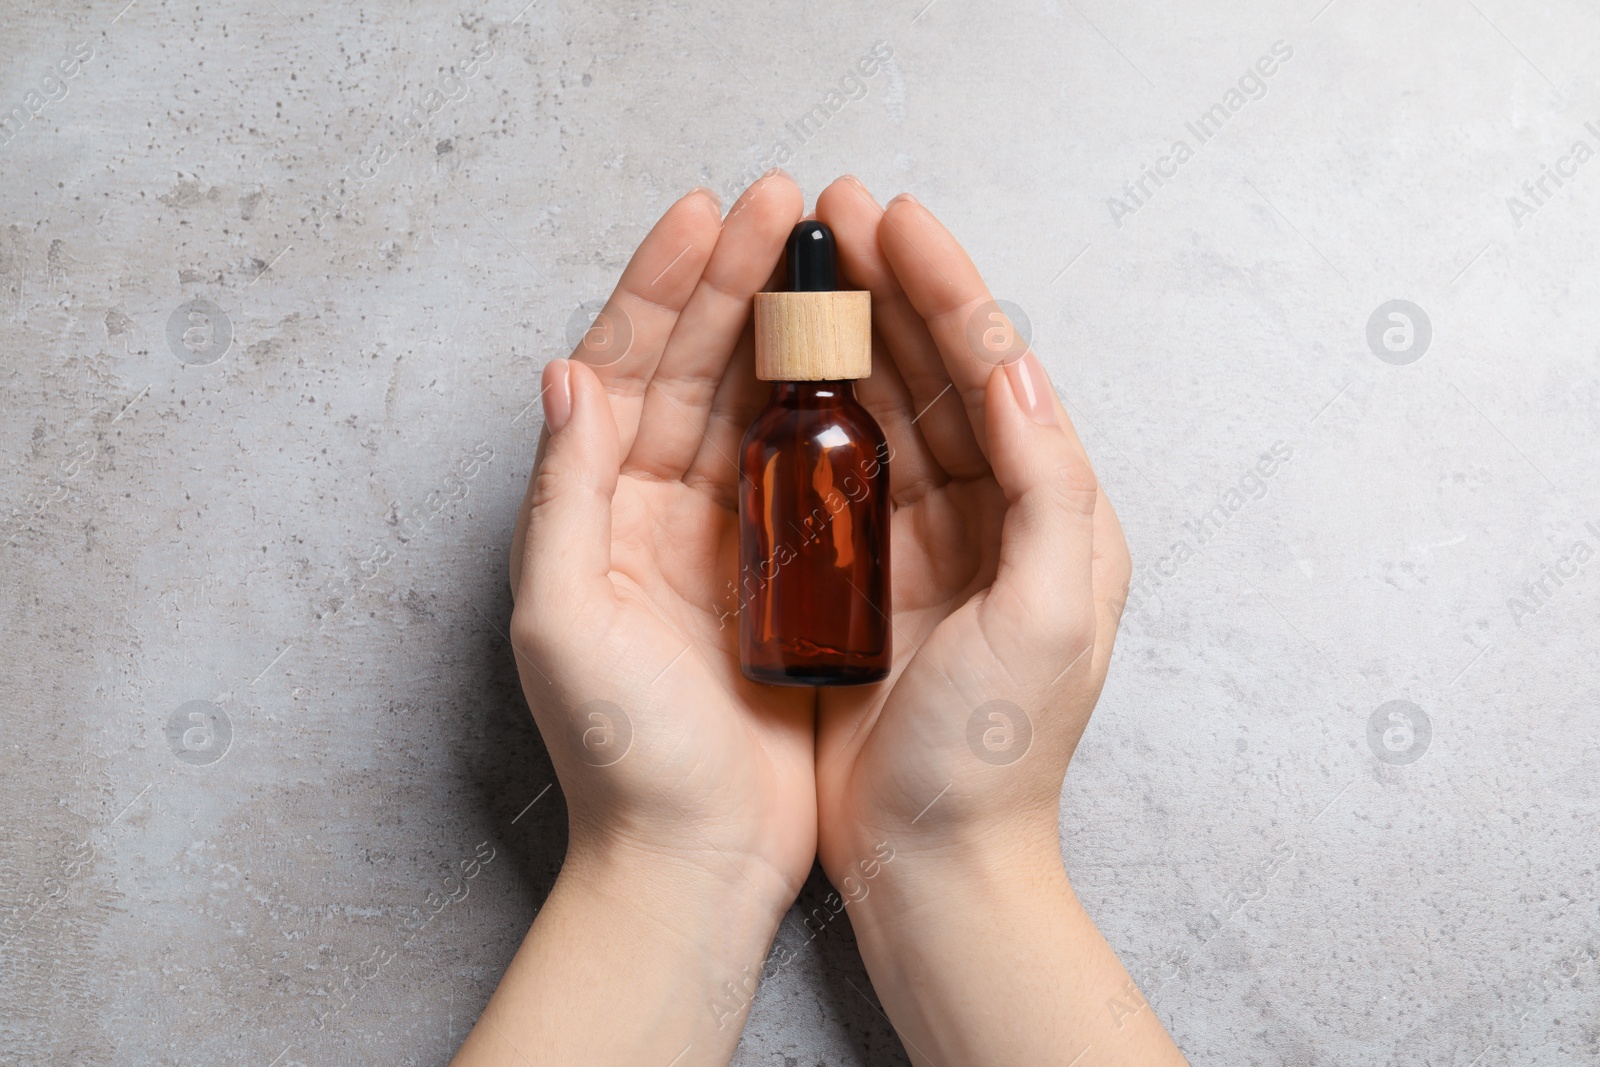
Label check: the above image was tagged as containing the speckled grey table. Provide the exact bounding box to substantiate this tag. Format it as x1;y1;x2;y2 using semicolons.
3;1;1598;1064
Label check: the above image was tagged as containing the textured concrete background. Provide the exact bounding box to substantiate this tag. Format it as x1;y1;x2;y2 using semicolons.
2;0;1597;1064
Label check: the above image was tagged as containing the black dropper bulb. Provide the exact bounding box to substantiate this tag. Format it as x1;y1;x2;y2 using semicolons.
785;221;838;292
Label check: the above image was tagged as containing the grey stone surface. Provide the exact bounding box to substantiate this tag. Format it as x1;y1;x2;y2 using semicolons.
2;1;1597;1064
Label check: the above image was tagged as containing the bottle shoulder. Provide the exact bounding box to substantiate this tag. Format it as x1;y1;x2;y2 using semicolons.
739;398;887;462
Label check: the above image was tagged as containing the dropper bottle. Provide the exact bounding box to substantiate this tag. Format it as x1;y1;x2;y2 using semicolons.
737;221;891;686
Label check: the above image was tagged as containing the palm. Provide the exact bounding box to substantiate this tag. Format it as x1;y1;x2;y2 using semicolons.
600;474;818;887
814;460;1009;864
804;179;1127;877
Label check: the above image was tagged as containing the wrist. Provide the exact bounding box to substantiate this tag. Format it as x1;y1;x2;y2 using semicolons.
839;829;1076;936
820;835;1187;1067
821;807;1064;907
558;836;795;987
558;841;792;1041
458;838;794;1064
830;841;1103;1067
562;831;799;931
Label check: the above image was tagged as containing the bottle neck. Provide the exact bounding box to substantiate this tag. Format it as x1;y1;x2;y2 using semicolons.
769;380;856;407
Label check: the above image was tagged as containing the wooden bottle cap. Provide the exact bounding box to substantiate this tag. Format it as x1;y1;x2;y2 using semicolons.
753;290;871;381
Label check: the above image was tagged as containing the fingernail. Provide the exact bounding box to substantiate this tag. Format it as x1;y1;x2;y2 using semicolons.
761;167;791;181
886;192;919;208
543;359;573;432
843;174;880;207
688;185;721;209
1005;350;1057;426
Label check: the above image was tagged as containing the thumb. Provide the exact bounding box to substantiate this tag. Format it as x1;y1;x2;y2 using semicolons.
981;351;1100;670
515;359;620;614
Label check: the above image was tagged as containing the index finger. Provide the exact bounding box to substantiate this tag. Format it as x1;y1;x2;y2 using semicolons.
574;187;724;459
874;195;1035;462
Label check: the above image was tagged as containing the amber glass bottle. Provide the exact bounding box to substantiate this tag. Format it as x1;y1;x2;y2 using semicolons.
738;222;891;686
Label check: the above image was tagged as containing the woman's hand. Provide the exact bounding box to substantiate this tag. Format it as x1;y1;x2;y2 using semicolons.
455;172;817;1066
507;171;816;936
810;179;1129;878
809;178;1186;1066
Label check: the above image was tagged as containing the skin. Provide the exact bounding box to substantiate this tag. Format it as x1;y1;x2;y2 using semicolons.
450;171;1188;1067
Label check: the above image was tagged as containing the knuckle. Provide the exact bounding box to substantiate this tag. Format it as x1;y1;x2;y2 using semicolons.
1036;602;1097;664
509;601;551;659
1051;458;1099;511
529;463;568;511
1061;605;1098;651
